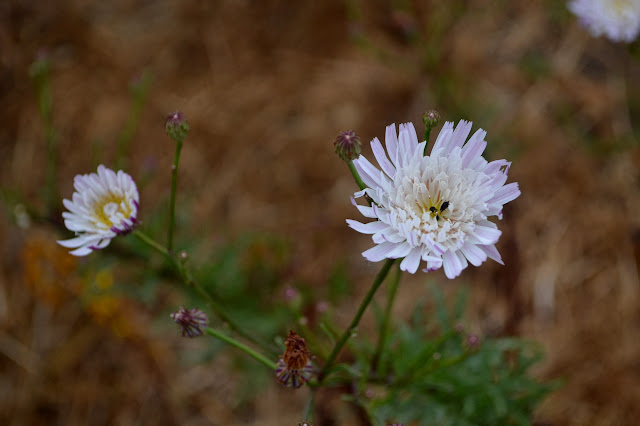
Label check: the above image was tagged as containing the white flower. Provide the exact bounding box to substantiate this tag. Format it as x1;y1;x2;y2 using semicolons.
57;165;139;256
568;0;640;42
346;121;520;279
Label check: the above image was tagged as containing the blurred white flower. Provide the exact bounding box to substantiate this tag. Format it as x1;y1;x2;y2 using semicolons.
57;165;139;256
347;121;520;279
568;0;640;42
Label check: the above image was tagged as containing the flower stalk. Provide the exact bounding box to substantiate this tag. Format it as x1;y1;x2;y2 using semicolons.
318;258;395;383
347;161;367;191
371;262;402;374
206;327;276;370
132;229;277;356
165;111;190;252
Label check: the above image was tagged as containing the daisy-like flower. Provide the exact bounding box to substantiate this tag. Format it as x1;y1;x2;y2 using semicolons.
347;121;520;279
568;0;640;43
57;165;139;256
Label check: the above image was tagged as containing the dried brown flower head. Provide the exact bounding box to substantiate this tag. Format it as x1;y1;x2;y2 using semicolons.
276;330;314;388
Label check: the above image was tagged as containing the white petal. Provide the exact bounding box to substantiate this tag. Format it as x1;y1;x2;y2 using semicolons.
398;123;416;166
385;123;399;167
460;129;487;168
480;244;504;265
353;156;390;191
489;182;521;205
350;197;377;218
442;250;463;279
431;121;454;154
469;225;501;245
460;242;487;267
346;219;388;234
400;247;422;273
387;241;412;258
449;120;473;151
371;137;396;178
362;242;398;262
69;246;94;256
57;235;98;248
380;229;405;244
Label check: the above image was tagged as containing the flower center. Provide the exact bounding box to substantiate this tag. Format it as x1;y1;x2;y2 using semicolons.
93;192;132;228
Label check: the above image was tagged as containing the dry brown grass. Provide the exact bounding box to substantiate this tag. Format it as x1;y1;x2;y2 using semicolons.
2;1;640;425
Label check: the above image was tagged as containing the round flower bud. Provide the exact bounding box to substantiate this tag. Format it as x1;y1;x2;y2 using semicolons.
334;130;361;162
422;110;440;131
165;111;190;143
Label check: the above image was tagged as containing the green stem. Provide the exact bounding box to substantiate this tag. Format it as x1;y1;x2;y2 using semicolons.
371;263;402;373
133;229;171;259
347;160;367;191
205;327;275;370
132;230;277;356
301;388;317;422
318;258;395;383
168;139;183;252
423;128;432;155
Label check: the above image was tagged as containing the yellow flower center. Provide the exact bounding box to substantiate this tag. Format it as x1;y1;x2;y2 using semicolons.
93;192;132;228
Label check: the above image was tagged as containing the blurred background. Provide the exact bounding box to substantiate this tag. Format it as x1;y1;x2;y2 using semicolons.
2;0;640;425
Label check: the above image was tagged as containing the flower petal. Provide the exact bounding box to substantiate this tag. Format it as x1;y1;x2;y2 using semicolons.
371;137;396;178
362;242;399;262
400;247;422;273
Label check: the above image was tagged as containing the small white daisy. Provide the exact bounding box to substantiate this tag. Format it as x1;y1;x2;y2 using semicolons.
568;0;640;43
347;121;520;279
57;165;139;256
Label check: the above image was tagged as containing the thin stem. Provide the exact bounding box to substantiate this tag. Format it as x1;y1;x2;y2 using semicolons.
347;160;367;191
205;327;276;370
301;388;317;422
423;127;432;155
371;263;402;373
191;279;276;355
167;139;183;252
318;258;395;383
132;229;277;356
133;229;171;259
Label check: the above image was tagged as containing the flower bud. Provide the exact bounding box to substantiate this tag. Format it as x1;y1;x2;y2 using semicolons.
334;130;361;162
465;334;480;350
170;306;208;338
165;111;190;143
422;110;440;131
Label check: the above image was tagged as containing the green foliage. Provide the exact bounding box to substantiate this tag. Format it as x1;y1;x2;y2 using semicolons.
348;287;555;426
192;233;293;340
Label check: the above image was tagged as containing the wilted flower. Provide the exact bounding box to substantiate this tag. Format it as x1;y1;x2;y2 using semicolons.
334;130;362;162
170;307;208;338
57;165;139;256
347;121;520;279
568;0;640;42
276;330;314;388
